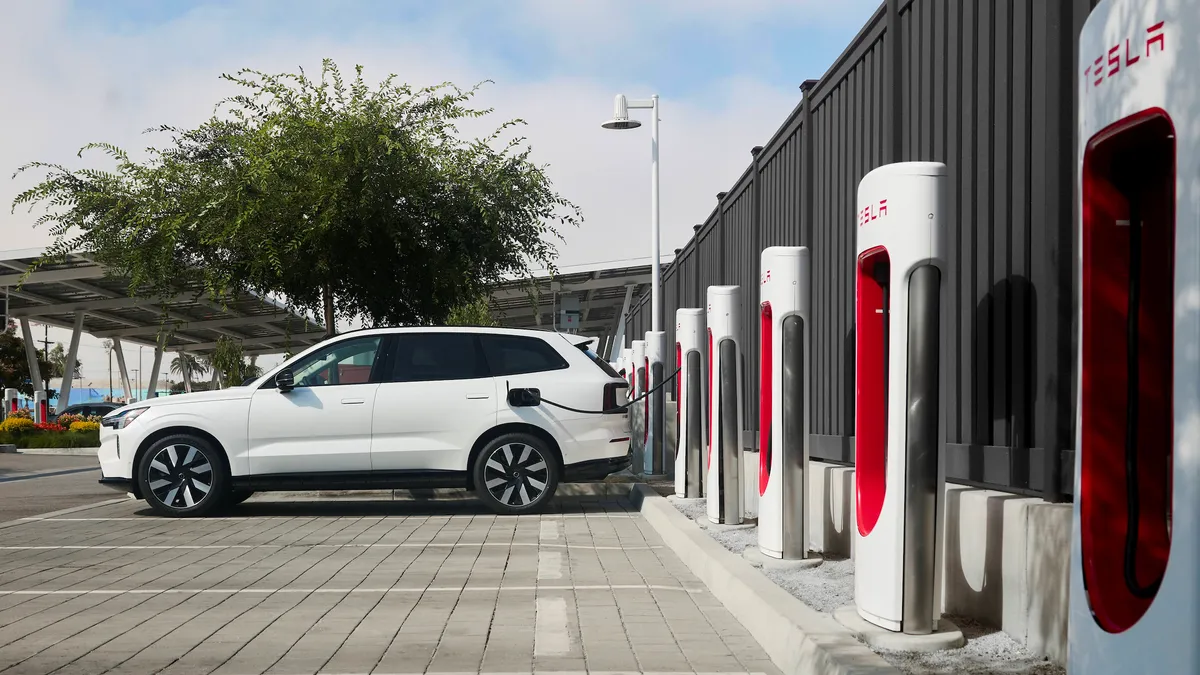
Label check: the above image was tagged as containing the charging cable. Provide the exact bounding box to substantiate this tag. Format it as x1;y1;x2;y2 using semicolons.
534;367;682;415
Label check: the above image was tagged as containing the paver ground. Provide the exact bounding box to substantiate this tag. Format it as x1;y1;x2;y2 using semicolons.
0;492;781;675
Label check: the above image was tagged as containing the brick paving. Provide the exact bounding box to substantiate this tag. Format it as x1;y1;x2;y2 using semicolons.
0;494;780;674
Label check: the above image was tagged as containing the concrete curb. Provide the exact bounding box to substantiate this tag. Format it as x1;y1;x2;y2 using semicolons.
629;484;899;675
15;447;99;456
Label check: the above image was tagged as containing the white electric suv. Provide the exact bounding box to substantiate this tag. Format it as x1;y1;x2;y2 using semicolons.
98;327;632;517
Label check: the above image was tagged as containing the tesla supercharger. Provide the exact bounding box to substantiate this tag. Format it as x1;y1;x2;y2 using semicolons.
630;340;647;462
758;246;812;560
619;347;632;384
707;286;744;525
2;388;16;420
33;390;48;424
675;308;706;498
853;161;947;635
1071;6;1197;672
645;330;667;475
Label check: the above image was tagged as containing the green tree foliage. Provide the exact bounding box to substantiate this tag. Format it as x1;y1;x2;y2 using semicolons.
47;343;82;380
445;295;498;327
169;353;208;382
0;321;56;397
13;59;578;336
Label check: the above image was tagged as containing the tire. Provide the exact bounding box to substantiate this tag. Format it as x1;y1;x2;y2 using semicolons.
137;434;228;517
472;433;559;515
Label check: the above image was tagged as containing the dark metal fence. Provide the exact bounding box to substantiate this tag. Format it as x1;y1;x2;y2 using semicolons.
626;0;1099;502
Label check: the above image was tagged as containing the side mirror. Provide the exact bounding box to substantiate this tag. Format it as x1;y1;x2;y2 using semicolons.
275;368;295;392
507;387;542;407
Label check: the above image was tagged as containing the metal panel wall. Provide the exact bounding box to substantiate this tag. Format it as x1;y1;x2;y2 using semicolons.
620;0;1089;500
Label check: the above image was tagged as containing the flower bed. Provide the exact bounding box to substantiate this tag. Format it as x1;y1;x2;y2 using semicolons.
0;413;101;449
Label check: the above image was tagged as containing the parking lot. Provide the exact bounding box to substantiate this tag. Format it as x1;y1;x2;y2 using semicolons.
0;457;778;675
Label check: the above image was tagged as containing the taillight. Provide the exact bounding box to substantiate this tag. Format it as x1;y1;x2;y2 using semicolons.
603;382;627;414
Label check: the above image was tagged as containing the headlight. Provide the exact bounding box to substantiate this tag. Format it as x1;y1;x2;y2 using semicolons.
102;407;148;430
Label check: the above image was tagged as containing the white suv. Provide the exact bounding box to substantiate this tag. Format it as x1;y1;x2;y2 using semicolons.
98;327;631;517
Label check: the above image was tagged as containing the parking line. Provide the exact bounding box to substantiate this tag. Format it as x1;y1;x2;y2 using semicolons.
534;596;572;656
0;584;702;596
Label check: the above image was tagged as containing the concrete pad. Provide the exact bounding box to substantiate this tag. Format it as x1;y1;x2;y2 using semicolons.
630;484;900;675
743;545;824;570
833;606;966;652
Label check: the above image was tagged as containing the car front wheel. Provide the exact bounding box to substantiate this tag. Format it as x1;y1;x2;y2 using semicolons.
473;433;559;515
137;435;227;517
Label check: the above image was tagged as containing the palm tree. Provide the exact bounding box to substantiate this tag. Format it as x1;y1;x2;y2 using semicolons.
170;353;207;383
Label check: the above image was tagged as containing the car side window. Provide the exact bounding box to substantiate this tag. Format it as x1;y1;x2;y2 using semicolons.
480;334;569;376
390;333;487;383
289;336;383;387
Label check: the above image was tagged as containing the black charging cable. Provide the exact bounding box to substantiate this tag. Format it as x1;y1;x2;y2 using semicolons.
534;367;682;415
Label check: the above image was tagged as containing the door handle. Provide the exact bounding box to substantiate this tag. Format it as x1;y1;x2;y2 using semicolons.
466;394;491;400
341;398;365;405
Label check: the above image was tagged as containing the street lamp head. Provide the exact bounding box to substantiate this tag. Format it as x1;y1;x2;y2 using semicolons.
601;94;642;130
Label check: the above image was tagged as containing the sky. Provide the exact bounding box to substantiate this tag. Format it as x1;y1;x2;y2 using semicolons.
0;0;879;390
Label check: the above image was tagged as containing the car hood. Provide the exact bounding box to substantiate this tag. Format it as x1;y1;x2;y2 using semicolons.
112;387;254;412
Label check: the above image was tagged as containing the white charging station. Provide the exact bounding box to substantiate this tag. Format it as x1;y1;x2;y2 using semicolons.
630;339;646;461
758;246;812;560
852;161;947;634
2;388;17;420
33;390;48;424
619;347;633;386
675;308;706;498
707;285;743;524
1071;5;1197;672
645;330;667;475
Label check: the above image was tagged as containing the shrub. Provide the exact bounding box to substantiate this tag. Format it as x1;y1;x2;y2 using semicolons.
8;408;32;420
69;421;100;433
34;422;67;433
57;413;83;426
17;430;100;449
0;417;34;433
85;414;103;424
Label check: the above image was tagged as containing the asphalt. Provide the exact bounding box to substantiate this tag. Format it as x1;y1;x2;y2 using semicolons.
0;465;780;675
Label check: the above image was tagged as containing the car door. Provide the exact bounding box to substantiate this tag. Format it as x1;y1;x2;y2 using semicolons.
247;334;386;476
370;332;496;472
480;333;588;442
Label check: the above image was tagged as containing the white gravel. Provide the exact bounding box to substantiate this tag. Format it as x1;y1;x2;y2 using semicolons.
667;496;1065;675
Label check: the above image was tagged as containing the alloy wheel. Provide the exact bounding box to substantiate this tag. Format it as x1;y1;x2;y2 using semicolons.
483;443;550;507
147;444;213;509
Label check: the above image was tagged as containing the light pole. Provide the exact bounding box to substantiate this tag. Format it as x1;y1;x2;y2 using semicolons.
603;93;666;476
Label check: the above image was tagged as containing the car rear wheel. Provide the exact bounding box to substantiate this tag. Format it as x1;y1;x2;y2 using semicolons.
473;433;559;515
137;434;228;517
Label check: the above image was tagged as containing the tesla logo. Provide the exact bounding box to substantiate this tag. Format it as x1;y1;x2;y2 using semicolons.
859;199;888;227
1085;21;1165;91
760;269;771;285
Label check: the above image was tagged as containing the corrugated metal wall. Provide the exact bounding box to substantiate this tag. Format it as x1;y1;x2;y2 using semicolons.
625;0;1094;500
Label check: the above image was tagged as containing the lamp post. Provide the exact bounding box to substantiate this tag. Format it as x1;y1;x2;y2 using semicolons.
603;93;666;476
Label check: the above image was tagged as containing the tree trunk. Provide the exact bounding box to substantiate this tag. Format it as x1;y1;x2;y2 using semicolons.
323;283;336;338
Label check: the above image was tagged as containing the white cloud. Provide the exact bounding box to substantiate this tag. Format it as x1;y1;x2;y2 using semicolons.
0;0;849;382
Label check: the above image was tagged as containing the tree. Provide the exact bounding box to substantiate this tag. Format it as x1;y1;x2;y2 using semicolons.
445;295;498;327
47;343;82;380
170;353;208;382
0;321;56;398
14;59;578;338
